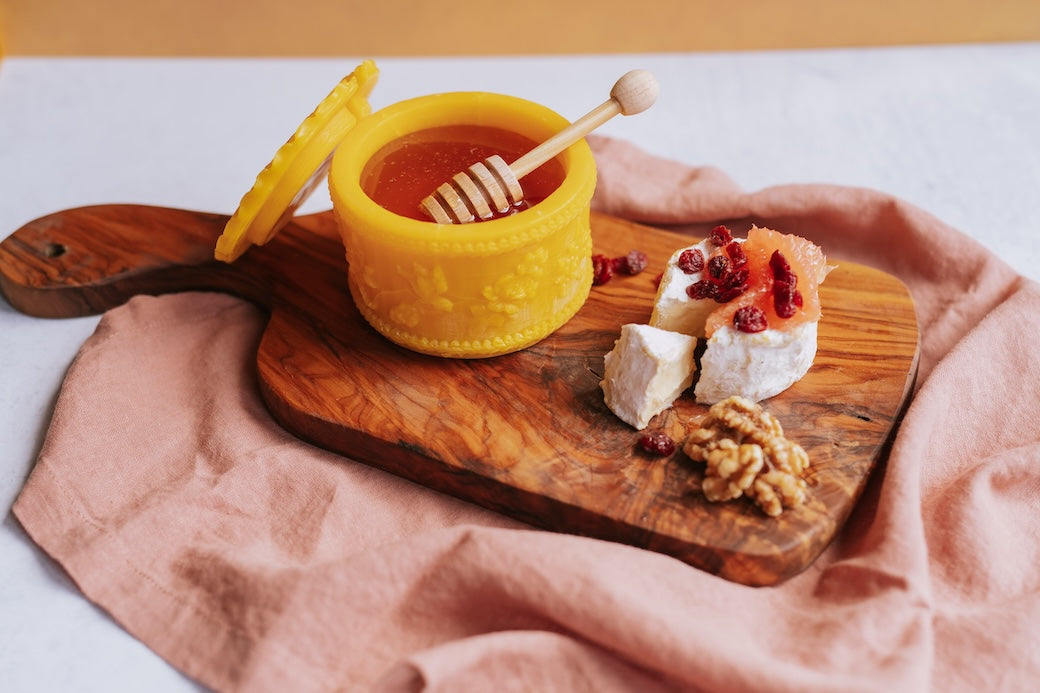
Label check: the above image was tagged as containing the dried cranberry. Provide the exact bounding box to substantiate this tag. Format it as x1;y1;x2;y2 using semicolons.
777;287;804;313
725;241;747;267
775;300;797;319
653;272;664;288
723;266;750;290
591;254;614;285
733;305;768;333
707;254;730;279
773;282;797;318
716;286;746;303
709;225;733;247
638;430;676;456
769;250;795;284
687;279;720;299
614;249;648;275
676;248;705;274
712;267;749;302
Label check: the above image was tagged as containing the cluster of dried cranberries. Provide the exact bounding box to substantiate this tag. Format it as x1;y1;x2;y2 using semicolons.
728;251;803;335
668;225;808;335
681;226;751;304
592;249;649;285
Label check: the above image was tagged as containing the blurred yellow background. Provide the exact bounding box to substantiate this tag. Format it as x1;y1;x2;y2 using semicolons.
1;0;1038;56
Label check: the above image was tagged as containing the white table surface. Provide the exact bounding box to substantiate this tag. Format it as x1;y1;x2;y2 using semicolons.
2;44;1038;692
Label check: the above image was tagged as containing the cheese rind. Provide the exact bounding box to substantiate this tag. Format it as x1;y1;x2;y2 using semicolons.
601;324;698;429
650;239;738;339
694;322;818;404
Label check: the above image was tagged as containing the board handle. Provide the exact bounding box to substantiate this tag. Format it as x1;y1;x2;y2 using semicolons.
0;204;279;318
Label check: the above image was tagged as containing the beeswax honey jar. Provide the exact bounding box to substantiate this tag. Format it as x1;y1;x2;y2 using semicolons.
215;60;597;359
328;91;597;358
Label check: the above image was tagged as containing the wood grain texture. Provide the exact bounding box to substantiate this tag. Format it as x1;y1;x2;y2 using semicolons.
0;205;919;585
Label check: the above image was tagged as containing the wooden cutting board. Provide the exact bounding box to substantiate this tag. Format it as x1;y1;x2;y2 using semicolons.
0;205;919;586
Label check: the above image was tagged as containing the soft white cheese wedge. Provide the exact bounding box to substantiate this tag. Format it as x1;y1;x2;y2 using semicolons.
650;239;741;339
695;321;818;404
601;324;698;429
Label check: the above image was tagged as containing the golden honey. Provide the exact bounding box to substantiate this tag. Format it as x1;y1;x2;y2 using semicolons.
361;124;564;221
328;91;597;358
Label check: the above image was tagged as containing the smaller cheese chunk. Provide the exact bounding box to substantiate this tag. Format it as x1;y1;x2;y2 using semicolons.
601;324;698;429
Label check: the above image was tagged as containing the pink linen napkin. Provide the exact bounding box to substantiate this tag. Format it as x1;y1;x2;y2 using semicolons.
12;135;1040;692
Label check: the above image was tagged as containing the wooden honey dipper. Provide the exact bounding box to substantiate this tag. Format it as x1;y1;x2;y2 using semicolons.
419;69;659;224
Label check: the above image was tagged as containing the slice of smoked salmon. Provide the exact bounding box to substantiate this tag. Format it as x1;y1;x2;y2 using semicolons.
704;227;831;338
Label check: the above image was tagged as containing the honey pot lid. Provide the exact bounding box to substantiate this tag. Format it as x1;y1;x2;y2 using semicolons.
214;60;379;262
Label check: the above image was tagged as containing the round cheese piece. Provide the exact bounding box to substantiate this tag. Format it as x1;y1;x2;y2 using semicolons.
694;321;818;404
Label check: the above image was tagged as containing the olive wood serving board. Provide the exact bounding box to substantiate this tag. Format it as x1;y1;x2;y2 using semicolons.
0;205;919;586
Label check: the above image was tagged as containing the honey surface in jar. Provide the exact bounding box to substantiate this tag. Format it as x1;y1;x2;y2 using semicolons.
362;125;565;221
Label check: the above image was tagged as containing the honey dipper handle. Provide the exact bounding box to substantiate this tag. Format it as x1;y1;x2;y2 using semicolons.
509;69;658;180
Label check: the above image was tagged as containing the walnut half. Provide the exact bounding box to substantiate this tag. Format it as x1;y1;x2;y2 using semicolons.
683;396;810;516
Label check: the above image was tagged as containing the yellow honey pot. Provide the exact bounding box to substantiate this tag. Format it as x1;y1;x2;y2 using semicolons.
328;91;597;359
215;60;599;359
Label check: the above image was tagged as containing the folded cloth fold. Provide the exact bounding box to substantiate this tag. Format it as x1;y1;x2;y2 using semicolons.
13;136;1040;692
